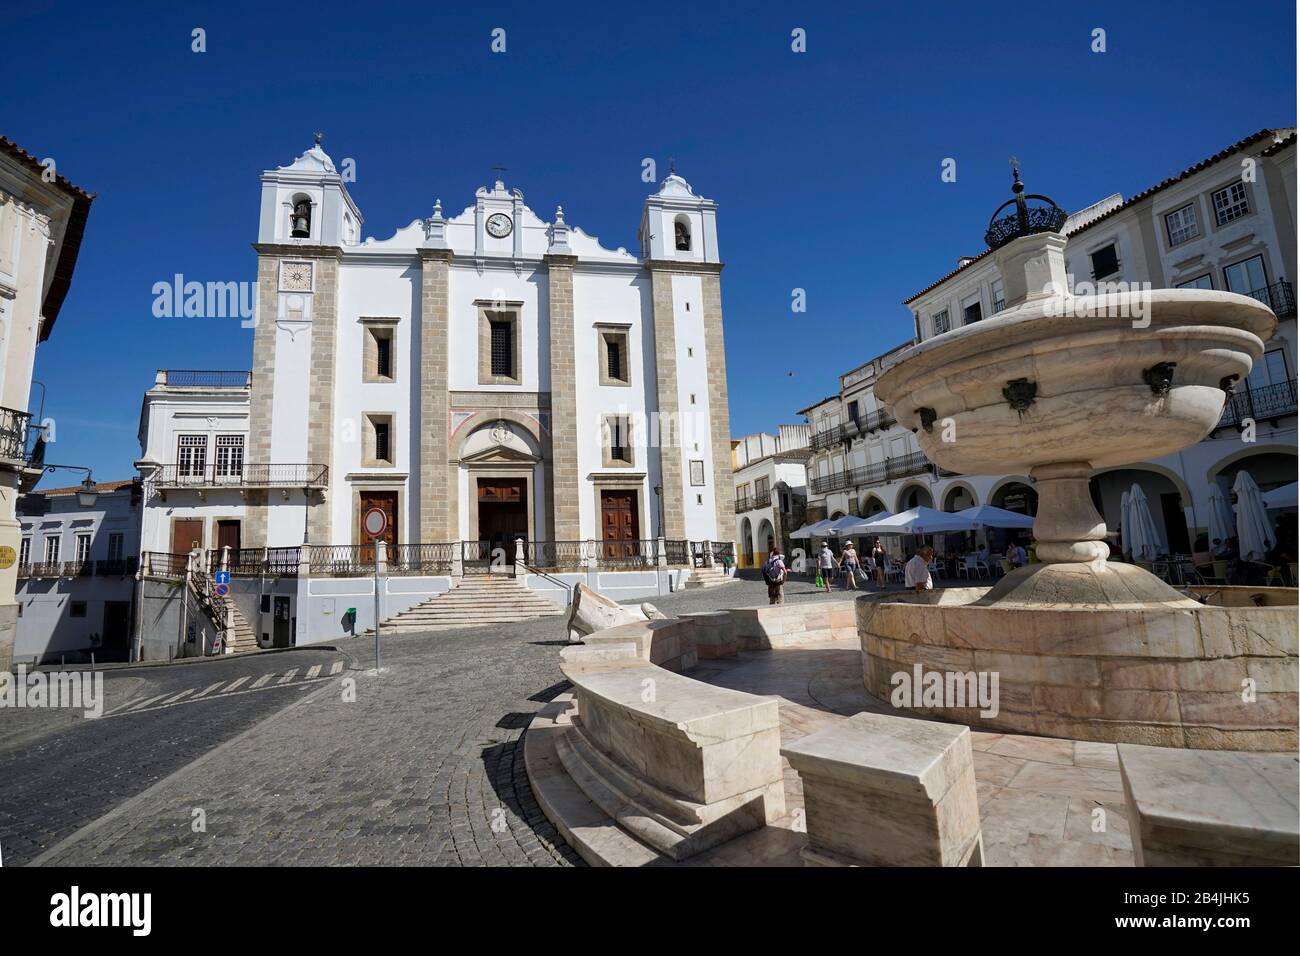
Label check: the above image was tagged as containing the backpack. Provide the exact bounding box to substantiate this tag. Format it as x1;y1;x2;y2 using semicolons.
762;554;785;584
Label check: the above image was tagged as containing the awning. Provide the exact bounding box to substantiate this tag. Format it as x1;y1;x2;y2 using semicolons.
954;504;1035;529
857;506;976;535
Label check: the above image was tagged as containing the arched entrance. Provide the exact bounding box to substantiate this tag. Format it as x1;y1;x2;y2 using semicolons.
860;493;888;516
895;483;933;512
941;482;978;512
756;519;775;566
990;480;1038;516
740;517;754;567
1090;467;1189;555
459;420;543;551
1209;449;1297;496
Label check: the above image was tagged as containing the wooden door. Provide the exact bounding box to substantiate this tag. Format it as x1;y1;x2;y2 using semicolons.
600;490;639;558
171;518;203;556
359;491;399;560
216;520;241;554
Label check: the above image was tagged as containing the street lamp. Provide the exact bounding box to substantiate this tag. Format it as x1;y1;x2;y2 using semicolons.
43;464;99;507
653;484;664;537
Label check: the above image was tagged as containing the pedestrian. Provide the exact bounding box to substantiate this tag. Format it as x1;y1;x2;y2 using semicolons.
872;538;888;586
762;538;787;605
817;541;835;592
1009;541;1028;568
905;545;935;592
839;540;862;590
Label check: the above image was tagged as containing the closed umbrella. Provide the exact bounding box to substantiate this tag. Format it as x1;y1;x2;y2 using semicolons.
1233;471;1276;561
1127;484;1164;561
1119;490;1131;558
954;504;1035;529
1207;484;1235;545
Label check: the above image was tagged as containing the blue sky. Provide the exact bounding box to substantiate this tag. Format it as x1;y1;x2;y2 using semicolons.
4;0;1295;483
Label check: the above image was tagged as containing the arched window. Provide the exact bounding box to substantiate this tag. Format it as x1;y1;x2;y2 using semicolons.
290;196;312;238
674;215;691;251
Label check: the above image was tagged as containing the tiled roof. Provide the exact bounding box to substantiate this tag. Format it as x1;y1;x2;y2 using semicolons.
901;127;1294;305
0;135;96;339
34;478;136;497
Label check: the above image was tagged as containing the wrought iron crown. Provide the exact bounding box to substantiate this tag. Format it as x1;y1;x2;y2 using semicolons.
984;159;1068;250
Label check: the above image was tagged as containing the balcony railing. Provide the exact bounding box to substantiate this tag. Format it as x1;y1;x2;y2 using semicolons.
857;409;897;434
1219;378;1297;428
0;406;33;462
1244;280;1296;318
160;370;251;388
525;540;589;569
143;552;191;578
809;451;935;497
390;543;456;575
810;424;847;451
149;463;329;490
663;539;690;566
734;490;771;514
19;557;142;580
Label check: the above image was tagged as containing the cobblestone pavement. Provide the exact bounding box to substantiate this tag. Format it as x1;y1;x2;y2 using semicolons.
20;577;852;866
0;648;344;865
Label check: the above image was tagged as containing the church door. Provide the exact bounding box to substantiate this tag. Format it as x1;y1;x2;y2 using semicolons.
600;490;639;559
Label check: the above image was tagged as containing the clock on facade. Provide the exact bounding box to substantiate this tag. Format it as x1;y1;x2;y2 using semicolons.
485;213;513;238
280;261;313;291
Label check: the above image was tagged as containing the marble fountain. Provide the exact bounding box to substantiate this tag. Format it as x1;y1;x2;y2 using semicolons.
867;189;1298;752
525;178;1298;868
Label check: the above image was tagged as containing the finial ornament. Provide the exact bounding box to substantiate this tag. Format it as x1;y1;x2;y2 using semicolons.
668;155;676;175
314;130;324;147
433;198;443;216
983;158;1067;250
491;163;507;185
555;205;565;225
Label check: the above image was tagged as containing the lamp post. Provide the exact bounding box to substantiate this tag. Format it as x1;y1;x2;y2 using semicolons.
653;484;664;537
42;465;99;507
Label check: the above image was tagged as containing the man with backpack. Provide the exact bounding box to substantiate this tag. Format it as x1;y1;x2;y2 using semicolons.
762;538;787;605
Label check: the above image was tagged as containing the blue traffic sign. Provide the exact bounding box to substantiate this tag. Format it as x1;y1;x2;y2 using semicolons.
215;583;230;597
214;571;231;585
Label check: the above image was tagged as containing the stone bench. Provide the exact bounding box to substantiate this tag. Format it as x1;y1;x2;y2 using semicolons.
558;644;785;860
1118;744;1300;866
781;711;983;866
583;619;697;672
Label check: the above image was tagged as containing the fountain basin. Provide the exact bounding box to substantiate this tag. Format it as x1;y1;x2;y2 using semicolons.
876;289;1275;475
857;589;1299;751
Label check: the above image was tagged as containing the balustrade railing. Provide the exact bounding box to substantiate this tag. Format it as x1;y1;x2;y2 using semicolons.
144;551;190;578
663;539;690;566
597;539;660;569
1219;378;1297;428
0;406;33;462
390;543;456;575
1244;280;1296;317
526;540;588;569
150;463;328;489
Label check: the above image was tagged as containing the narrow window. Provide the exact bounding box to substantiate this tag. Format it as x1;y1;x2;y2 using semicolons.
932;309;950;335
607;338;623;381
690;460;706;486
674;216;692;251
108;532;124;561
44;535;60;563
374;419;391;464
75;533;91;564
490;319;513;377
19;537;30;566
376;334;392;378
963;301;982;325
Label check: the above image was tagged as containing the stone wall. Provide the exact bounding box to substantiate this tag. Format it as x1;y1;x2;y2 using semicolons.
858;589;1299;751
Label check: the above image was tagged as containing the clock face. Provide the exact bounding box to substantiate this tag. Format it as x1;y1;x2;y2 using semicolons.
486;213;513;238
280;261;312;291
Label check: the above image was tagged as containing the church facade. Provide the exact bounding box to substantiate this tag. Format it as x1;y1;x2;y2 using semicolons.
233;141;733;556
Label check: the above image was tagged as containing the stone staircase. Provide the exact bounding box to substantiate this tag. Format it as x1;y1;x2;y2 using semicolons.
684;565;736;590
224;601;259;653
369;575;567;633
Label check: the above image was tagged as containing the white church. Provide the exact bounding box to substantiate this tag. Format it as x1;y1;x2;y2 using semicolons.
137;139;735;571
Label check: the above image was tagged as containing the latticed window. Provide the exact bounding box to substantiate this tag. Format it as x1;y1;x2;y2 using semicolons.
216;434;244;478
932;310;950;335
44;535;60;563
1212;182;1249;226
1165;203;1199;245
19;537;30;565
376;334;393;378
607;338;623;381
177;434;207;477
608;417;630;462
374;420;391;463
490;319;513;377
76;533;91;564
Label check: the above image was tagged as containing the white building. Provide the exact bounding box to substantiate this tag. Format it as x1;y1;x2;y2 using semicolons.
0;135;93;670
731;425;810;567
13;480;140;665
802;128;1297;559
156;139;734;560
